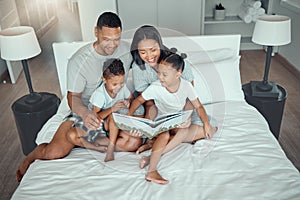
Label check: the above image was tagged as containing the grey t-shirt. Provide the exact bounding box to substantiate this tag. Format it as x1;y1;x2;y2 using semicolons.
67;41;132;106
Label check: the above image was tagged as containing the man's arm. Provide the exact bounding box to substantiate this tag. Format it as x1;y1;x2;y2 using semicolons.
67;91;101;130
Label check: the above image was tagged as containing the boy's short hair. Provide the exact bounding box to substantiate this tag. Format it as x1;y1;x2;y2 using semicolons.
102;58;125;79
96;12;122;30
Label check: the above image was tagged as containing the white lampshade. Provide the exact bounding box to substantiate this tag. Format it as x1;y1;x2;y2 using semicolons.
0;26;41;61
252;15;291;46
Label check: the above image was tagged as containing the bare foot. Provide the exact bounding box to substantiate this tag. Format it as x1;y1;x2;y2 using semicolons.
139;156;150;169
104;145;114;162
104;154;114;162
145;170;169;184
16;159;30;182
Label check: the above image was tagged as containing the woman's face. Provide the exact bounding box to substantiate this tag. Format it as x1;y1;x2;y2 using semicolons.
137;39;161;67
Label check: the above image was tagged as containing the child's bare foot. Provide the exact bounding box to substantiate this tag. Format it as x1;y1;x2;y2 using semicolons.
104;145;114;162
16;159;30;182
139;156;150;169
145;170;169;184
104;154;114;162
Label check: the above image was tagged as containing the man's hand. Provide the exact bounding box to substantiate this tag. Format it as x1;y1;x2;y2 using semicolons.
82;110;102;130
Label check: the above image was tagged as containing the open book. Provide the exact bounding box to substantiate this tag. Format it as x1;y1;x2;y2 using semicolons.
112;110;193;139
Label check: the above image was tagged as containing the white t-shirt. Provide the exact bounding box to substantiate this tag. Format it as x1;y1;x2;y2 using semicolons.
67;41;132;106
142;78;197;115
89;83;131;110
132;60;194;92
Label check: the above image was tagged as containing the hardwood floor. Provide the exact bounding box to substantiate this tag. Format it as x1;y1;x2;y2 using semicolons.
240;50;300;171
0;1;81;199
0;2;299;199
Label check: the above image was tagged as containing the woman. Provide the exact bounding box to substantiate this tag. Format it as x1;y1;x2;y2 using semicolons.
130;25;194;120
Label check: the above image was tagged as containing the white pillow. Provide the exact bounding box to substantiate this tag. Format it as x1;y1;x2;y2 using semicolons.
187;48;234;64
191;56;244;104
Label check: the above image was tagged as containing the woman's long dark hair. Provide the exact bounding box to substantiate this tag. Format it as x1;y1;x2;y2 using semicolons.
130;25;170;70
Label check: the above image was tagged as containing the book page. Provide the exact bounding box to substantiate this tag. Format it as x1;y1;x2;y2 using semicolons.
113;110;193;139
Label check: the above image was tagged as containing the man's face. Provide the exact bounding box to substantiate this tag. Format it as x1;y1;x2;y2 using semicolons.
94;26;121;55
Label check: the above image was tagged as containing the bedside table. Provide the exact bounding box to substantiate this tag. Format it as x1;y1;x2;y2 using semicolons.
12;92;60;155
242;83;287;139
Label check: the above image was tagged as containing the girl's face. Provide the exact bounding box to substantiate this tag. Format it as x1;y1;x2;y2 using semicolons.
137;39;160;67
157;60;181;89
103;74;125;98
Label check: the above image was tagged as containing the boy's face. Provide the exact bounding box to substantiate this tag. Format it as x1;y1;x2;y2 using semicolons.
103;75;125;98
94;26;121;56
157;61;181;88
137;39;160;67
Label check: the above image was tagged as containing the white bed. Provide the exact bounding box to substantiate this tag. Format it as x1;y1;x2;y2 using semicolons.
12;35;300;200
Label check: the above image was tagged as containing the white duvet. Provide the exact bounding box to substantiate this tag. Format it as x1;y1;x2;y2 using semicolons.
12;100;300;200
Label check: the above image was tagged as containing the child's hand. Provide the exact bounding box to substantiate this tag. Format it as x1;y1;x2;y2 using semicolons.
122;99;130;108
112;100;128;112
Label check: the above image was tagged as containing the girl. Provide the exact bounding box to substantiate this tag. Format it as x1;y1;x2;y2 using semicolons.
128;52;217;184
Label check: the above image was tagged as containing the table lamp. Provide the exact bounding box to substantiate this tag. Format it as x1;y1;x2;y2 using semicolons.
0;26;42;103
251;15;291;98
0;26;60;155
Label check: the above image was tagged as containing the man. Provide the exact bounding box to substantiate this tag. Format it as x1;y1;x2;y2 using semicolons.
16;12;150;182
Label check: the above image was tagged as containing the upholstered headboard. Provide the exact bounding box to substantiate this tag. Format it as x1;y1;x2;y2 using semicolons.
52;35;241;99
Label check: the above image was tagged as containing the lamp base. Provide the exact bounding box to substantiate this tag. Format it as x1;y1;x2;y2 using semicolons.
250;81;279;98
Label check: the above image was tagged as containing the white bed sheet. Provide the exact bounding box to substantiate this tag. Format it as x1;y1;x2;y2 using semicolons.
12;100;300;200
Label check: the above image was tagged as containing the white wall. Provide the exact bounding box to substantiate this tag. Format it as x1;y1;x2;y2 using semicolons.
272;0;300;71
77;0;117;41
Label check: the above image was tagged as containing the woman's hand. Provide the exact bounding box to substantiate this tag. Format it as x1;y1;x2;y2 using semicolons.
128;130;143;137
204;124;218;139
